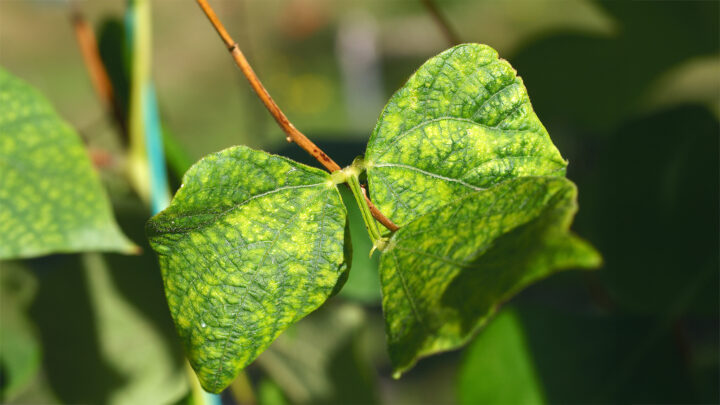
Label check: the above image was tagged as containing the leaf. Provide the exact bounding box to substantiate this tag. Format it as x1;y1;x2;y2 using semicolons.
460;304;707;404
82;253;189;405
0;262;41;401
365;43;566;226
26;246;188;404
457;308;546;405
379;177;600;376
258;379;288;405
0;68;136;259
146;145;350;393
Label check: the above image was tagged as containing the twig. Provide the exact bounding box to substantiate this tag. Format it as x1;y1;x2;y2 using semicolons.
71;10;128;139
420;0;461;46
196;0;338;171
195;0;398;232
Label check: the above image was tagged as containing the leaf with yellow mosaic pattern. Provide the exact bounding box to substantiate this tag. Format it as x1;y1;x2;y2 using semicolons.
379;177;601;376
0;68;136;259
366;43;567;227
146;145;350;393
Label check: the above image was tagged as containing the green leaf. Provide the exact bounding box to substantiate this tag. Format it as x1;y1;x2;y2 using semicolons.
26;249;186;404
146;145;350;393
0;68;136;259
82;253;189;405
379;177;600;375
0;262;41;401
461;304;708;403
258;379;288;405
366;43;566;226
458;308;545;405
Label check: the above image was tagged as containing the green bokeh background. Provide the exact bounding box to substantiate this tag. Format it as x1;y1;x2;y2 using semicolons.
1;0;717;404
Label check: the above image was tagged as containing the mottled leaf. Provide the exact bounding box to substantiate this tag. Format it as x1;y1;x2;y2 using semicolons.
366;43;566;226
0;68;136;259
146;146;350;393
379;177;600;375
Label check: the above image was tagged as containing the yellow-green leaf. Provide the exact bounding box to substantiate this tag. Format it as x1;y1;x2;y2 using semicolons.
146;146;350;393
366;43;566;226
0;68;136;259
379;177;600;376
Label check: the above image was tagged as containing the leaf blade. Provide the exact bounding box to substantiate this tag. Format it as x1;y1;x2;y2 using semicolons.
366;44;566;226
379;176;600;375
147;146;350;393
0;68;136;258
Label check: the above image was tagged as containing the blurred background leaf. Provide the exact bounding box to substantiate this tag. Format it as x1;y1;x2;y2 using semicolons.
256;301;379;404
0;262;42;402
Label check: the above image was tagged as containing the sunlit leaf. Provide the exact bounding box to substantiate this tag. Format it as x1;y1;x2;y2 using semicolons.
366;43;566;226
0;68;136;259
379;177;600;375
146;146;350;393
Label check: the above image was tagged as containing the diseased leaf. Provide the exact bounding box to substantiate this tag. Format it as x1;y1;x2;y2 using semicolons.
0;68;136;259
146;146;350;393
366;43;566;226
379;177;600;376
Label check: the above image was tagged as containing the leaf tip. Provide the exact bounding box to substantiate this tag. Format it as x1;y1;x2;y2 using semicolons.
127;244;143;256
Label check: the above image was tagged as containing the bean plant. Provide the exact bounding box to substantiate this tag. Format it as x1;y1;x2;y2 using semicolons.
0;0;601;397
144;2;601;393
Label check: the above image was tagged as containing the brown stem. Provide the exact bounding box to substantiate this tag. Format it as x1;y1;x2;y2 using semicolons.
196;0;338;172
195;0;398;232
71;10;128;139
420;0;461;46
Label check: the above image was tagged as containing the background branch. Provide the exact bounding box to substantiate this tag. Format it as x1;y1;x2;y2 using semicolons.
420;0;461;46
71;10;128;139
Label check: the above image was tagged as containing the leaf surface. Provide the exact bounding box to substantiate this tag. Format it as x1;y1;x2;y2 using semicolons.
0;68;135;259
366;43;566;226
146;146;349;393
379;177;600;375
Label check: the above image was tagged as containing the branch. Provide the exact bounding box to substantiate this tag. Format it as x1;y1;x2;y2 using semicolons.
420;0;461;46
195;0;338;171
71;10;128;139
195;0;398;232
